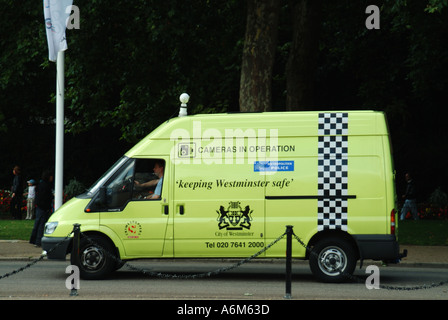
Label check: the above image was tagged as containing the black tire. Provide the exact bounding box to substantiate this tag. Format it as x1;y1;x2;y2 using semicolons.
71;235;117;280
309;237;357;283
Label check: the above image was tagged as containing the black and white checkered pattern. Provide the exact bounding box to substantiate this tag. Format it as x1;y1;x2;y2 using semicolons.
317;113;348;231
318;112;348;136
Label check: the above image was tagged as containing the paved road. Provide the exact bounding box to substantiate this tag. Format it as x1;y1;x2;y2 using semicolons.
1;259;448;300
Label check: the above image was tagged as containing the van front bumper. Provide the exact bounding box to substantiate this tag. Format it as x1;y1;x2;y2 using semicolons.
353;234;407;263
42;236;71;260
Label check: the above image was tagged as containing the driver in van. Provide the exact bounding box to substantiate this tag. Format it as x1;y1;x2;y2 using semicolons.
134;160;164;200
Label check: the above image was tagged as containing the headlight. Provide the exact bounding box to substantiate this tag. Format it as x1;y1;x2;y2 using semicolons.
45;222;58;234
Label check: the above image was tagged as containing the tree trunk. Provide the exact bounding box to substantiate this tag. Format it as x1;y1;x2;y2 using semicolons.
286;0;322;110
239;0;280;112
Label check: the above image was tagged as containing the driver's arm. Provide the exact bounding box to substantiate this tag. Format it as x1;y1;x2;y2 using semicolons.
135;179;159;188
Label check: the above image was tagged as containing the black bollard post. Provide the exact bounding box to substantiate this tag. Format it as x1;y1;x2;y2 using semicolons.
284;225;293;299
72;224;81;264
70;223;81;297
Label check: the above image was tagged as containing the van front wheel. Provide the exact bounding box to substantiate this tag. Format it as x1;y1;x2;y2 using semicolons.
71;235;117;280
309;237;356;283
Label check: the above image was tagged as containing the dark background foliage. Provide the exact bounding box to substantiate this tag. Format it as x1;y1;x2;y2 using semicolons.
0;0;446;201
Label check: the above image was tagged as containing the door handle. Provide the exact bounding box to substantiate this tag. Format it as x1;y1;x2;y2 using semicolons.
163;205;169;215
179;205;184;215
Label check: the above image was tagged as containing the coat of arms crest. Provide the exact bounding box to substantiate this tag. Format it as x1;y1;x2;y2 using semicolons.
216;201;253;230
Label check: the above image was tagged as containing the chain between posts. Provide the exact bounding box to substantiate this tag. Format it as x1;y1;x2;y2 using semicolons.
0;230;74;280
81;231;287;279
291;231;448;291
2;224;448;292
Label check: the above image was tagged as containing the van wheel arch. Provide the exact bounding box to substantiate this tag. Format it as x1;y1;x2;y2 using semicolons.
306;230;359;259
70;231;121;280
83;231;124;269
65;231;118;255
306;231;359;283
80;231;119;251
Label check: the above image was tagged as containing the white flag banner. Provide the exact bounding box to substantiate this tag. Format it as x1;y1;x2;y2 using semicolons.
43;0;73;62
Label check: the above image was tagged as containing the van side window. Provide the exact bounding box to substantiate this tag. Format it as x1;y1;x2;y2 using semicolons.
133;159;165;200
86;158;166;212
102;158;136;209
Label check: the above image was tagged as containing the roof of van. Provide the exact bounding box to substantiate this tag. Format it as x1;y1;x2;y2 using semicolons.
126;111;388;156
150;110;387;138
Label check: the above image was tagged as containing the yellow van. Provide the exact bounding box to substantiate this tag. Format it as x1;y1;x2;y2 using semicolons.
42;101;406;282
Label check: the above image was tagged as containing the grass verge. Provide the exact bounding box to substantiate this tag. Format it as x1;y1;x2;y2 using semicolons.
398;220;448;246
0;219;34;241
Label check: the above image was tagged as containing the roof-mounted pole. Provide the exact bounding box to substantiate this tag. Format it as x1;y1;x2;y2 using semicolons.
178;93;190;117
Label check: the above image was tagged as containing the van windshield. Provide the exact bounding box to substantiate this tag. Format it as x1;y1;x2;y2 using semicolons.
87;156;129;196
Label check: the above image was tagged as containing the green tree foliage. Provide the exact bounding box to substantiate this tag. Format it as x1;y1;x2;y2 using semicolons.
0;0;447;197
0;1;56;185
63;0;245;143
313;1;448;196
0;1;54;125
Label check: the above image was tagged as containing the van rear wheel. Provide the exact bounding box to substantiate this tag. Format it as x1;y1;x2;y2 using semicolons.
309;237;356;283
71;235;117;280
